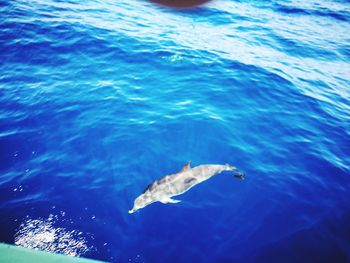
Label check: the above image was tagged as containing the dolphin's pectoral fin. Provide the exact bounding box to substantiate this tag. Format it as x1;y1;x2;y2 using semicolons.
169;198;181;203
159;197;181;204
180;160;192;172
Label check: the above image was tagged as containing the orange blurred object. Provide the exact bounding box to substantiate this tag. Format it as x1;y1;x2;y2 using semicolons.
150;0;211;8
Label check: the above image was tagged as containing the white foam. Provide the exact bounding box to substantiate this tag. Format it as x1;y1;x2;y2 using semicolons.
14;214;91;257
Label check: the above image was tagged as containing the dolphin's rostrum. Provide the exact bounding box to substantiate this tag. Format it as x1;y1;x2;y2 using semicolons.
129;162;245;214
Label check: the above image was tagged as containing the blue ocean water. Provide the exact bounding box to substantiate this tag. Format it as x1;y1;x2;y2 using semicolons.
1;0;350;262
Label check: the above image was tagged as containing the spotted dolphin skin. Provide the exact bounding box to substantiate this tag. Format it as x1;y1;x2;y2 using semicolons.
129;162;245;214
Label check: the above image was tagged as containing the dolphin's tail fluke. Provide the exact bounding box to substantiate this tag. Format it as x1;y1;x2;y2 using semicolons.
225;164;245;180
233;171;245;180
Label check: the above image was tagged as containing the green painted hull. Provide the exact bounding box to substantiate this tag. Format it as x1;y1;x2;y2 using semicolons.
0;243;107;263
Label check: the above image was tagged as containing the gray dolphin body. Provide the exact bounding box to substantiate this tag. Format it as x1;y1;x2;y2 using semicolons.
129;162;244;214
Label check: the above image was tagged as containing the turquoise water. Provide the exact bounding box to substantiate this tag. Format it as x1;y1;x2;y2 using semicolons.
1;0;350;262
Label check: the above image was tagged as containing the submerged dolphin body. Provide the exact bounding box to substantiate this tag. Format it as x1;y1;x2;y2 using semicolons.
129;162;245;214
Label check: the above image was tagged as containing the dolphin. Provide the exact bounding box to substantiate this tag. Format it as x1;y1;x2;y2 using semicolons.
129;161;245;214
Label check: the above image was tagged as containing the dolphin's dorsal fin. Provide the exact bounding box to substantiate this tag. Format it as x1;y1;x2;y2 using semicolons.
180;161;192;172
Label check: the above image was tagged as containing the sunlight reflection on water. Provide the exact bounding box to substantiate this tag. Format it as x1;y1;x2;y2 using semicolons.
14;214;92;257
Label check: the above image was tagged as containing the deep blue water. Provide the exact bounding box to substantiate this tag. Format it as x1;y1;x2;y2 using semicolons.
1;0;350;262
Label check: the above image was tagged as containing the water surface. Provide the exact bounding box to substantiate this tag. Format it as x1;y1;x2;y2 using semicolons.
1;0;350;262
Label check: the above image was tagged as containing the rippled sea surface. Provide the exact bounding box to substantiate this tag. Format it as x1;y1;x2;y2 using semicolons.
1;0;350;262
